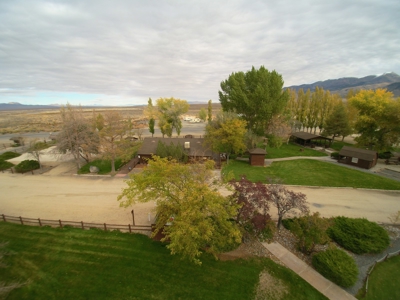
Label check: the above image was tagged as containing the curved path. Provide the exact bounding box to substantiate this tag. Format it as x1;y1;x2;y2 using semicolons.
1;172;399;225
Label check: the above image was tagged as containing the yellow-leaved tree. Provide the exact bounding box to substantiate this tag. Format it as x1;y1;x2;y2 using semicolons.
117;156;242;265
350;89;400;151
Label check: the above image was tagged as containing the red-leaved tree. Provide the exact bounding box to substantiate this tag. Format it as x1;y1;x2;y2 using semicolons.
230;176;270;229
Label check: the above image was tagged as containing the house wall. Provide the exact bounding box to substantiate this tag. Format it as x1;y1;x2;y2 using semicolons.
250;154;265;166
339;157;375;169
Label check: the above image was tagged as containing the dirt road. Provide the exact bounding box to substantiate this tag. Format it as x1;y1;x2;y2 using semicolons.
1;172;399;225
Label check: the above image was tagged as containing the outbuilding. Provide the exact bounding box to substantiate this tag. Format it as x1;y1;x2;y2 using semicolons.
338;146;378;169
248;148;267;166
290;132;332;147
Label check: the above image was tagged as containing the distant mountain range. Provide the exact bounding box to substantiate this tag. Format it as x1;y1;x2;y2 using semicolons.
1;73;399;110
286;72;400;97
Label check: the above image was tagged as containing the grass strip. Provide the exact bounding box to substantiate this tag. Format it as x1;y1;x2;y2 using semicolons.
224;159;400;190
0;222;327;300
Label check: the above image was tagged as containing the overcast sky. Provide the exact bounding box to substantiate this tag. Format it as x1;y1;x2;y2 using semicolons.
1;0;399;106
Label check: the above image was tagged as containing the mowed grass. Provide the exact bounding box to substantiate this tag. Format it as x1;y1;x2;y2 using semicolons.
357;255;400;300
224;159;400;190
78;159;123;175
265;143;328;158
0;222;327;300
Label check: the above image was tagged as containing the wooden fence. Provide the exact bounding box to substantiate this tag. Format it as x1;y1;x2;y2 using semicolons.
364;249;400;295
1;214;152;236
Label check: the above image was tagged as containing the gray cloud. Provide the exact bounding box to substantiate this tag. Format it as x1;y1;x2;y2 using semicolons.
0;0;399;105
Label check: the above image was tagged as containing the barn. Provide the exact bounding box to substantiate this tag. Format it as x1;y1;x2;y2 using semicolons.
338;146;378;169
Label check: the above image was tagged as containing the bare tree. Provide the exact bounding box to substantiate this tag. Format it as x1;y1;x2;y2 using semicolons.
99;111;130;173
27;139;49;170
57;104;99;169
268;181;309;229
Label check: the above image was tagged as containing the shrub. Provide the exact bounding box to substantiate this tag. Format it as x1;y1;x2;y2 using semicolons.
312;247;358;287
0;151;21;160
327;217;390;254
330;152;339;159
14;160;40;173
284;213;331;254
0;160;14;171
378;152;392;159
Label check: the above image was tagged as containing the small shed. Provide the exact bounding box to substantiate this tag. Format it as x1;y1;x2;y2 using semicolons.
338;146;378;169
249;148;267;166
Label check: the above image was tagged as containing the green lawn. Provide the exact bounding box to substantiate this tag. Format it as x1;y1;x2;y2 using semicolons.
264;143;328;158
78;158;124;175
224;159;400;190
328;140;353;152
0;222;327;300
357;255;400;300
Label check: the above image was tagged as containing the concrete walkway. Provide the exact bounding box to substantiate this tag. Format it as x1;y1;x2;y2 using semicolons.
263;242;357;300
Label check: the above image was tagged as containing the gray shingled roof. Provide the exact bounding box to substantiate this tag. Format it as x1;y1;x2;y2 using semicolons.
138;137;213;157
339;146;377;161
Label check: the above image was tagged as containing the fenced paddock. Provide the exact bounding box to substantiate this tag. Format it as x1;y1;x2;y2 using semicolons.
1;214;152;236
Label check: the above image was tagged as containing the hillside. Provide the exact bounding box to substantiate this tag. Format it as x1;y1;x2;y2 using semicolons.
287;72;400;97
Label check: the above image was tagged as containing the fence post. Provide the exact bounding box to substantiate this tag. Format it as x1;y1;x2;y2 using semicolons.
81;221;84;230
59;219;63;228
20;216;24;225
128;224;132;233
131;209;135;226
104;223;107;231
2;214;6;222
38;218;42;226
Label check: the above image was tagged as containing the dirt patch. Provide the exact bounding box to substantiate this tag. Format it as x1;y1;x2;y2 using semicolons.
254;270;288;300
218;244;254;261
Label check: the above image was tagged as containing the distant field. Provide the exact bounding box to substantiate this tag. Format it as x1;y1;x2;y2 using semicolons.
0;103;221;134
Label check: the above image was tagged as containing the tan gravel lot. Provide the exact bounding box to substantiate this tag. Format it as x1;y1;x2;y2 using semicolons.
1;169;399;225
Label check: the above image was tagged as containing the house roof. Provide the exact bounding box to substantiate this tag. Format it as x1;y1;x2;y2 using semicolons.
138;137;213;157
291;132;332;141
339;146;377;161
249;148;267;155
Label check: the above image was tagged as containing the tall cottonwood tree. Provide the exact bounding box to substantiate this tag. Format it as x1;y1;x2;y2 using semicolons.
207;99;213;122
144;98;156;137
57;104;99;169
219;66;289;135
156;97;189;137
118;156;241;265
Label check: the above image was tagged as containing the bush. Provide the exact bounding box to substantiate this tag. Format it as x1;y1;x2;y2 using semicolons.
0;160;14;171
312;247;358;287
327;217;390;254
378;152;392;159
14;160;40;173
330;152;339;159
0;151;21;160
284;213;331;254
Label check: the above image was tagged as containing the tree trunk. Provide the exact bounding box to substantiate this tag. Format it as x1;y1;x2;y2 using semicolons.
111;157;115;173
